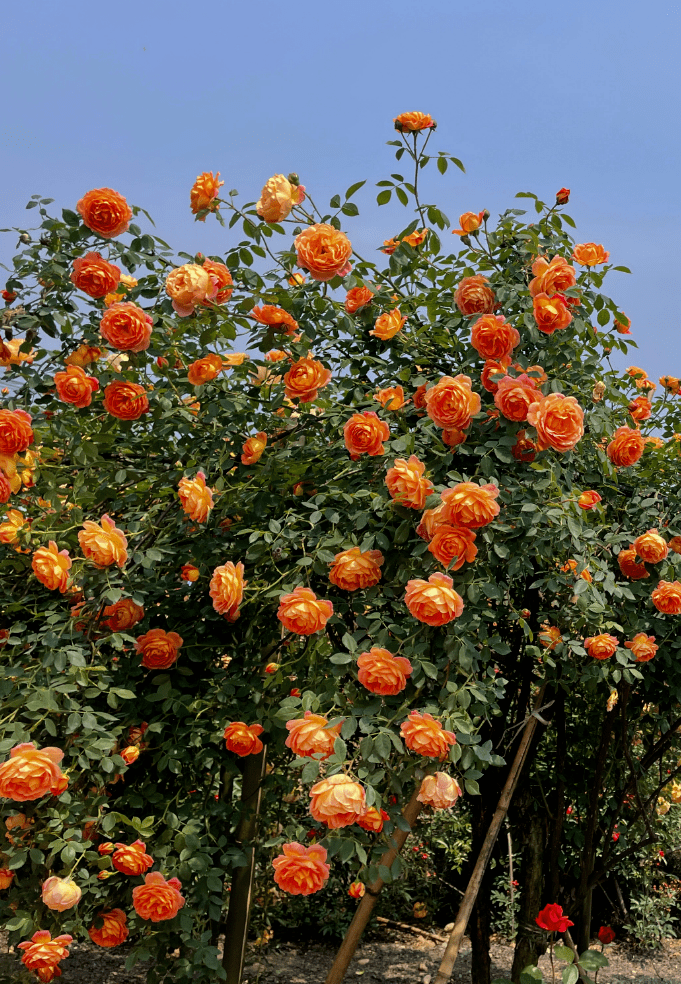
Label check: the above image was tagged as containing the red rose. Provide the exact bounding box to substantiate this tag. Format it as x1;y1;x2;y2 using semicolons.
535;903;574;933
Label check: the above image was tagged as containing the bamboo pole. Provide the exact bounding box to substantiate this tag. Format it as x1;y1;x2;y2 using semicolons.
324;787;423;984
222;745;268;984
433;686;548;984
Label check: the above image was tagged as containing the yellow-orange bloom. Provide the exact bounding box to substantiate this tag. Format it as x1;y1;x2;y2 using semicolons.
669;537;681;555
0;508;27;545
393;112;435;132
78;513;127;568
135;629;183;669
295;224;352;281
54;365;99;408
572;243;609;266
404;572;464;626
454;275;495;316
428;524;477;570
356;807;389;832
285;712;342;759
178;471;214;522
100;302;152;352
76;188;132;238
132;871;185;922
101;598;144;631
529;255;577;297
0;408;34;455
345;286;374;313
652;580;681;615
618;546;649;580
103;380;149;420
440;482;500;529
349;880;365;898
453;211;484;236
209;561;246;620
0;742;66;801
374;385;407;410
223;352;248;367
400;711;456;759
539;625;562;650
241;432;267;465
0;337;35;369
277;586;333;634
181;563;199;582
356;647;412;696
0;869;15;889
187;354;223;386
417;773;462;809
41;877;81;912
470;315;520;360
629;396;652;421
190;171;224;218
251;305;299;335
202;258;233;304
385;455;433;509
526;392;584;452
584;634;619;660
633;529;668;564
309;774;366;828
402;228;428;248
660;375;680;395
494;374;540;422
120;746;140;764
424;375;480;430
65;343;102;368
272;842;329;895
532;293;573;334
18;930;73;982
71;252;121;298
343;411;390;459
88;909;129;948
284;358;332;403
256;174;306;222
32;541;71;592
224;722;264;757
371;308;407;340
328;547;384;591
624;633;658;662
578;491;601;510
607;426;645;467
165;263;217;317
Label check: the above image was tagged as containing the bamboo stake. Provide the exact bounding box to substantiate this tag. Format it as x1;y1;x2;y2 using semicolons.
222;746;268;984
433;686;548;984
324;787;423;984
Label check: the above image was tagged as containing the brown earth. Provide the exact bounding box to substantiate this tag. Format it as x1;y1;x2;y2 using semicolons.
2;930;681;983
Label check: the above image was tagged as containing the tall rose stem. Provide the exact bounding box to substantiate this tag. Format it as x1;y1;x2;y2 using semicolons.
432;684;548;984
323;787;423;984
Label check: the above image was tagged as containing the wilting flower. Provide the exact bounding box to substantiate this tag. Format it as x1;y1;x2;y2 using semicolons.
328;547;384;591
295;224;352;281
356;647;413;696
417;773;462;809
285;712;342;759
77;187;132;238
400;711;456;759
190;171;224;218
385;455;433;509
132;871;185;922
277;587;333;634
224;722;265;757
272;842;329;895
256;174;306;222
309;774;366;828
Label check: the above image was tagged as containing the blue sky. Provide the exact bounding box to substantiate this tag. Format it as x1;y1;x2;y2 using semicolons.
2;0;679;380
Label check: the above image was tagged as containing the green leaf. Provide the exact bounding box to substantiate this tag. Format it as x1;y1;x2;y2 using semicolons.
554;945;573;963
519;967;543;984
562;964;579;984
345;181;366;198
341;202;359;217
437;157;448;174
450;156;466;172
377;190;392;205
578;950;608;971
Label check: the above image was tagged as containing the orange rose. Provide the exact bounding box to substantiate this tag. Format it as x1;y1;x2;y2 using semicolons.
470;315;520;360
285;711;342;759
256;173;306;222
539;625;562;650
165;263;217;317
343;411;390;459
0;869;14;889
381;237;400;255
0;408;34;455
660;375;680;395
584;633;619;660
417;773;462;809
528;256;577;297
76;188;132;238
0;742;66;801
187;354;223;386
190;171;224;218
607;426;645;467
652;580;681;615
222;352;247;367
349;880;366;898
53;365;99;408
572;243;609;266
309;774;367;828
178;471;214;522
440;482;500;529
400;711;456;758
132;871;185;922
356;646;412;696
32;541;71;592
65;343;102;368
70;252;121;297
328;546;384;591
135;628;183;669
375;385;407;410
413;383;428;408
453;211;484;235
284;358;332;403
41;876;81;912
402;228;428;248
103;273;138;308
532;293;573;334
578;491;601;510
18;930;72;982
345;286;374;313
404;572;464;626
241;432;267;465
424;375;480;430
526;392;584;452
371;308;407;340
0;508;27;545
277;586;333;634
481;358;511;394
101;598;144;631
120;745;140;764
0;337;35;368
200;258;233;304
209;561;245;620
428;524;477;570
78;513;128;567
454;275;495;316
88;909;129;948
393;112;435;132
494;374;540;422
628;396;652;422
416;503;447;541
295;224;352;281
624;633;658;662
509;430;535;463
272;842;329;896
99;302;152;353
614;313;632;334
669;537;681;555
251;305;299;335
617;546;649;580
356;807;389;832
103;380;149;420
633;529;668;564
385;455;433;509
224;721;265;757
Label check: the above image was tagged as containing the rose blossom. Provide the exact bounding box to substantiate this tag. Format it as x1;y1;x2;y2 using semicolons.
134;629;183;669
528;256;576;296
400;711;456;759
572;243;609;266
393;112;435;131
295;224;352;281
356;807;389;832
309;774;366;828
527;393;584;452
88;909;129;948
102;598;144;631
424;375;481;430
187;354;223;386
356;647;413;696
251;304;299;335
624;633;658;662
256;174;306;222
428;524;477;570
178;471;214;522
209;561;245;620
584;634;619;660
343;411;390;459
70;252;121;297
18;931;73;982
375;385;407;410
454;275;495;316
0;743;66;801
607;426;645;467
345;286;374;313
165;263;217;317
618;546;649;580
76;188;132;238
494;374;540;422
277;587;333;634
532;293;573;334
652;580;681;615
328;547;384;591
535;903;574;933
470;315;520;360
54;365;99;408
285;712;342;759
78;513;128;567
272;842;329;895
404;572;464;626
100;302;152;352
241;432;267;465
440;482;500;529
32;542;71;592
0;408;34;455
41;876;82;911
103;380;149;420
284;358;332;403
578;491;601;510
385;455;433;509
132;871;185;922
371;308;407;340
633;529;668;564
224;722;265;756
417;773;462;809
190;171;224;218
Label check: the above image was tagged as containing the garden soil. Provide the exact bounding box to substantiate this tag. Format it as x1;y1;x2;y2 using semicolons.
3;930;681;984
